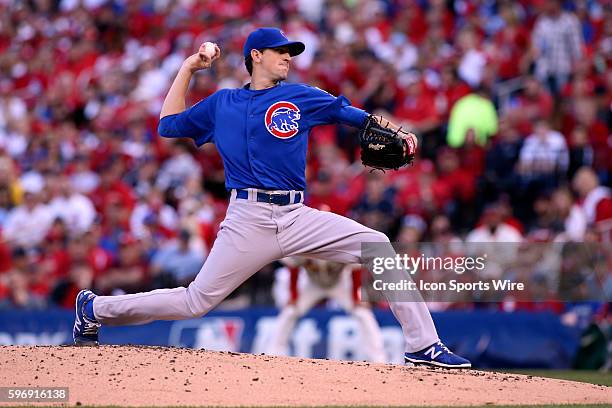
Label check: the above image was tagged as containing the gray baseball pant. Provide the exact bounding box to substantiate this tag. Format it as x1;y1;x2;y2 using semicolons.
93;190;439;352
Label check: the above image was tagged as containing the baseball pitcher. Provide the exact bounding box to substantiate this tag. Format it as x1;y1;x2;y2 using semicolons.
73;27;471;368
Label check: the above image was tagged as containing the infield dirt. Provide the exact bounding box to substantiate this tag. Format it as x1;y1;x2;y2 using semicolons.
0;345;610;406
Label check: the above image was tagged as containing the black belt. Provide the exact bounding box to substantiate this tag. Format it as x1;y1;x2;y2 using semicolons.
236;189;302;206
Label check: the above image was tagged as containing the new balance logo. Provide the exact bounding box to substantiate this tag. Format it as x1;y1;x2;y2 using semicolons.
424;346;442;360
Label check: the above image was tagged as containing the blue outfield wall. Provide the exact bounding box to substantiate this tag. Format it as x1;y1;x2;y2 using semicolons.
0;308;581;369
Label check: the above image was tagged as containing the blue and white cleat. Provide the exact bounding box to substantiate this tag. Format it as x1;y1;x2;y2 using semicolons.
73;289;101;346
404;341;471;368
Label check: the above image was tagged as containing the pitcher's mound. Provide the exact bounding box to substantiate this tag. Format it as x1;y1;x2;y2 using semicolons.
1;345;610;406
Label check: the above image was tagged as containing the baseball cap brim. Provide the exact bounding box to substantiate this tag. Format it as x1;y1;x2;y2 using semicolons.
264;41;305;57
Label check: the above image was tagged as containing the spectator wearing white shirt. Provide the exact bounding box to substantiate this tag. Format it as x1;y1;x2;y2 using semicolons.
457;28;487;88
466;203;523;279
516;120;569;222
0;80;28;157
69;155;100;195
531;0;584;95
286;16;320;71
3;183;53;249
47;174;96;236
551;187;587;242
130;188;178;240
518;120;569;180
466;205;523;243
155;141;201;190
0;118;29;159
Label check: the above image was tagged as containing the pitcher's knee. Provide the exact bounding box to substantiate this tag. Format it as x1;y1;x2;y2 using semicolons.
363;230;390;244
359;230;392;264
185;284;217;318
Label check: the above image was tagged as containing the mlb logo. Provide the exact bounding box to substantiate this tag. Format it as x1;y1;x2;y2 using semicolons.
168;318;244;351
265;101;301;139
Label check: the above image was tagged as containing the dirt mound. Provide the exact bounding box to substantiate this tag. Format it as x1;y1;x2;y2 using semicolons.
0;345;610;406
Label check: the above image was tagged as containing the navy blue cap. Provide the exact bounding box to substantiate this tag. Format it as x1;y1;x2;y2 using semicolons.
243;27;305;59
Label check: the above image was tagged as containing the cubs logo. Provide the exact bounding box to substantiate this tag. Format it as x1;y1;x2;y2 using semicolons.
265;101;301;139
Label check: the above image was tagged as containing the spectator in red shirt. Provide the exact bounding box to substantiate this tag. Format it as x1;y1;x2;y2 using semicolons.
90;160;137;214
562;98;609;177
436;147;477;230
436;66;471;121
394;71;442;160
504;76;554;136
95;233;148;295
306;171;352;216
50;261;94;309
4;247;48;308
394;71;441;134
38;218;71;280
491;2;530;81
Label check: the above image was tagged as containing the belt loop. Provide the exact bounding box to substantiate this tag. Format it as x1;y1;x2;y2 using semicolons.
248;188;256;202
289;191;295;204
230;189;237;201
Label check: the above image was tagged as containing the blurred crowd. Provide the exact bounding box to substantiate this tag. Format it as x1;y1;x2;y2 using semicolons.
0;0;610;312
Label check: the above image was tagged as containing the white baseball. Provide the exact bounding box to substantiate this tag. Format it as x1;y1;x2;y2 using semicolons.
202;42;216;59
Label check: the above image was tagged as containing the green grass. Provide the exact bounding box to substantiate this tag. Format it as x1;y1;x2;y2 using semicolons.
503;370;611;387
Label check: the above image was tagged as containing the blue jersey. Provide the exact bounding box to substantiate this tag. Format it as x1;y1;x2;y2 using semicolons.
158;82;368;191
